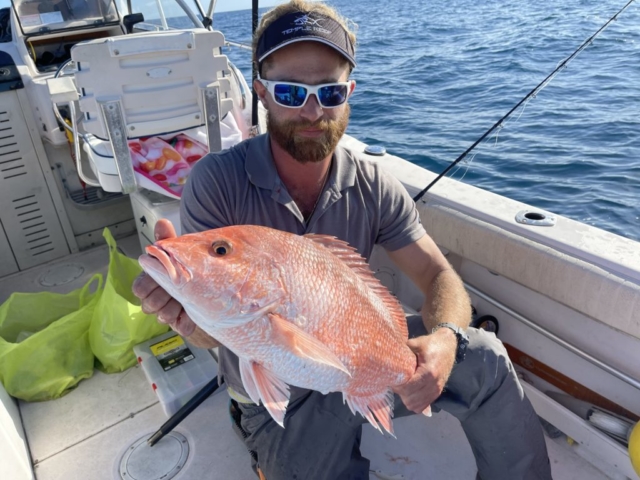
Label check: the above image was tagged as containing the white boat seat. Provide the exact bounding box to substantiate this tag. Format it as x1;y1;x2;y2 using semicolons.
80;121;242;194
69;28;237;195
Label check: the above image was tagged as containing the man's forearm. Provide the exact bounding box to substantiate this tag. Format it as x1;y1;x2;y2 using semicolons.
421;268;472;332
188;324;222;349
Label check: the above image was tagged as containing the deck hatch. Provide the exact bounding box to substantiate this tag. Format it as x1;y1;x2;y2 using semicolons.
119;432;189;480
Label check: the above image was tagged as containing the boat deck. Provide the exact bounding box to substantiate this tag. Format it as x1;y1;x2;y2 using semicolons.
1;235;614;479
20;364;608;480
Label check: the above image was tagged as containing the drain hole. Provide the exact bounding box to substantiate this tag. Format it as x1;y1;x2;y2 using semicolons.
524;212;545;221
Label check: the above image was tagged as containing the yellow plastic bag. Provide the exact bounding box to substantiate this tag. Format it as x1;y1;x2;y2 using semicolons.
0;274;102;401
90;228;168;373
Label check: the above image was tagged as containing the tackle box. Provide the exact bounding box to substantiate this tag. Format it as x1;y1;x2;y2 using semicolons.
134;331;218;417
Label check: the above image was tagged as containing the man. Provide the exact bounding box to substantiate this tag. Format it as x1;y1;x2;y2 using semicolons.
133;1;552;478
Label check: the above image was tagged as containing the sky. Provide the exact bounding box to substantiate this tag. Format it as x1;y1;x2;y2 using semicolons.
0;0;287;13
216;0;284;12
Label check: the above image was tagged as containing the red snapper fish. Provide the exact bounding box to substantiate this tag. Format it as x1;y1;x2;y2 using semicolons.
138;225;417;435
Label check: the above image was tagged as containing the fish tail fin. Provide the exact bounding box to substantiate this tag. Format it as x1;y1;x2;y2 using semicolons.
343;389;396;437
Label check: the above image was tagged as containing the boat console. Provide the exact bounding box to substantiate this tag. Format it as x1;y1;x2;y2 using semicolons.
12;0;121;72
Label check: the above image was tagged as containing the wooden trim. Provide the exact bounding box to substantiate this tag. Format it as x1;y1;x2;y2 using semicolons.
505;343;639;422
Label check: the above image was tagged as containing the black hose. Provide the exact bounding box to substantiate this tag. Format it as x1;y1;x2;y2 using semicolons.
147;377;220;447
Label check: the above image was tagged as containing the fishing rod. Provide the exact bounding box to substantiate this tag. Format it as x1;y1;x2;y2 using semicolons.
251;0;260;130
226;40;252;50
412;0;638;203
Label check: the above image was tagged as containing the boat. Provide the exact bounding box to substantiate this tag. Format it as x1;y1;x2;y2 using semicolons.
0;0;638;479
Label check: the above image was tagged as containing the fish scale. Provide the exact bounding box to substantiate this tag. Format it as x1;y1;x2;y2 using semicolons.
139;224;417;435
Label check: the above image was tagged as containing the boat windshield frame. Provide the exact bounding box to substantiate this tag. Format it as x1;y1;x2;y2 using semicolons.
117;0;204;32
11;0;121;37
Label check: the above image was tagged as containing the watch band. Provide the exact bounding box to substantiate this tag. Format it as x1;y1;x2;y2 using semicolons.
432;322;469;364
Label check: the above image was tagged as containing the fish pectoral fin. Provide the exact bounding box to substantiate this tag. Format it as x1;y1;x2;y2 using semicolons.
268;313;351;377
245;361;290;428
343;389;396;437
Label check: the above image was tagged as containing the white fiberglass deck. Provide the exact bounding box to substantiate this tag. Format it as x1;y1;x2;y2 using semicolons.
18;365;609;480
1;235;614;480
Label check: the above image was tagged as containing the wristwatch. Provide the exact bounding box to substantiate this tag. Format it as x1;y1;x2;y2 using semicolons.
432;322;470;364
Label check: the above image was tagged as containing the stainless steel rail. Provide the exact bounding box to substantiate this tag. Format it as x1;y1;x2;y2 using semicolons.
225;40;252;51
465;283;640;392
68;100;101;187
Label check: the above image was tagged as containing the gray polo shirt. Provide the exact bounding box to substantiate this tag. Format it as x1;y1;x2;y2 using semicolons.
180;133;426;398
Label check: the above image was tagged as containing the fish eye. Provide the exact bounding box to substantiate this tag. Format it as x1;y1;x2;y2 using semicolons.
211;240;232;256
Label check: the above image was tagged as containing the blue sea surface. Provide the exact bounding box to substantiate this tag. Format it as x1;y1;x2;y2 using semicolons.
213;0;640;242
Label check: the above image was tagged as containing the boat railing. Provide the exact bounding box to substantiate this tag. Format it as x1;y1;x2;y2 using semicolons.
466;283;640;392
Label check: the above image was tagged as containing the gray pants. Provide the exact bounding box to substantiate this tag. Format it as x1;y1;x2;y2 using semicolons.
233;316;552;480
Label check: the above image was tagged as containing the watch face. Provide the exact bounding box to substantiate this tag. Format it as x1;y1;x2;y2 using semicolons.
456;332;469;364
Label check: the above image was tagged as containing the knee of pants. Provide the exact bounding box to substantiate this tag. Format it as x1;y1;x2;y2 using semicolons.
465;326;512;372
450;327;516;399
465;327;509;364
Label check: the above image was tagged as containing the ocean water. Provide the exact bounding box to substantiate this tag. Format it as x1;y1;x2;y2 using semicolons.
213;0;640;242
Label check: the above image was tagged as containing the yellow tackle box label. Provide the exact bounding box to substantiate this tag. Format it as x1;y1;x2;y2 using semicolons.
150;335;195;371
150;335;184;356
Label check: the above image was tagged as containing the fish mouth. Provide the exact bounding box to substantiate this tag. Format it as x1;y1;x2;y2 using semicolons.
140;245;193;286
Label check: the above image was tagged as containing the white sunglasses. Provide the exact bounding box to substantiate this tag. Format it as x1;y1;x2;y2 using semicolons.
258;78;353;109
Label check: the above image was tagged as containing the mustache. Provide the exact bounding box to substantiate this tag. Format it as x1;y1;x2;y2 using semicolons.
266;104;350;163
288;119;332;132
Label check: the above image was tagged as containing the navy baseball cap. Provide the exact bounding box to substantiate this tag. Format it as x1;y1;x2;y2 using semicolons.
256;11;356;69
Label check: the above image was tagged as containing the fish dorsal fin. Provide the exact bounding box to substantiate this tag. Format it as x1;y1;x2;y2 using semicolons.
304;234;408;339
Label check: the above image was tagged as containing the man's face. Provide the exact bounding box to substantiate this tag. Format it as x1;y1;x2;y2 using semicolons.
255;42;355;164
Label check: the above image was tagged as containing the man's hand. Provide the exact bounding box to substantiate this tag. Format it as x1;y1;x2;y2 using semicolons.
132;219;219;349
393;328;457;414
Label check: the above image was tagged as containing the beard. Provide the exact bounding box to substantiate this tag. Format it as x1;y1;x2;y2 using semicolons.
267;105;350;164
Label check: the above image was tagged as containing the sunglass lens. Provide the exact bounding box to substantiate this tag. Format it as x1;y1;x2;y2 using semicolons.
274;84;308;107
318;85;348;107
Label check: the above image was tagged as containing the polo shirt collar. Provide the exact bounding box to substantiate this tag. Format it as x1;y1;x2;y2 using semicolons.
245;134;278;190
331;141;356;193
